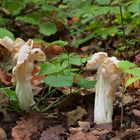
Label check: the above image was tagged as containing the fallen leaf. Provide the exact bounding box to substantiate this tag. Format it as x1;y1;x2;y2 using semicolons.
123;94;133;104
12;113;45;140
135;53;140;67
69;121;90;134
44;45;64;59
0;69;12;85
31;66;44;85
110;128;140;140
91;128;110;136
0;127;7;140
40;125;67;140
132;109;140;117
69;127;83;134
68;132;97;140
78;121;90;132
65;106;87;126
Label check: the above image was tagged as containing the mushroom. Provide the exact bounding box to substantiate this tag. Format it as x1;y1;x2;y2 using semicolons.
0;36;26;64
12;39;46;110
86;52;123;124
0;37;46;110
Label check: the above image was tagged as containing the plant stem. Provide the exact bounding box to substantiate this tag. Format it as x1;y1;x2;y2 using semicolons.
119;1;129;59
41;87;80;112
120;90;124;128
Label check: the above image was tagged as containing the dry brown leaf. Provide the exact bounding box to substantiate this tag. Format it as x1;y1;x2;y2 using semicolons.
0;127;7;140
69;127;83;134
78;121;90;132
135;53;140;67
0;69;12;85
132;109;140;118
91;128;110;136
110;128;140;140
65;106;87;126
40;125;66;140
68;132;97;140
12;113;45;140
69;121;90;134
123;94;133;104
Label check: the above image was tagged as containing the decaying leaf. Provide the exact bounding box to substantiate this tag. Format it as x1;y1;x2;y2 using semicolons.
65;106;87;126
135;53;140;67
69;121;90;134
132;109;140;118
78;121;90;132
12;113;45;140
0;127;7;140
40;125;67;140
0;69;12;85
68;132;97;140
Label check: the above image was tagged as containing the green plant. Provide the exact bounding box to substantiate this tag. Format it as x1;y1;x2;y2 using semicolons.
40;52;96;88
117;60;140;127
37;52;96;112
0;0;67;39
0;87;22;113
117;60;140;89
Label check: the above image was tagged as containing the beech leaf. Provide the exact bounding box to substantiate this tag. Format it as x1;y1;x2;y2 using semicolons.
39;22;57;36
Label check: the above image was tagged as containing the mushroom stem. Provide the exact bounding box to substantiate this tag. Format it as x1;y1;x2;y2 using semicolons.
94;69;114;124
86;52;123;124
15;61;35;110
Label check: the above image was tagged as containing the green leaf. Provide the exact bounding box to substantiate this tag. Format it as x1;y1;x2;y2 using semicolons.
3;0;25;16
73;32;96;47
95;0;110;5
47;40;68;47
16;16;39;25
117;61;136;70
6;90;17;101
42;3;57;11
124;67;140;76
0;17;8;25
125;76;140;89
43;75;73;87
77;78;96;89
69;56;82;66
39;22;57;36
0;88;17;101
0;28;14;39
40;62;67;75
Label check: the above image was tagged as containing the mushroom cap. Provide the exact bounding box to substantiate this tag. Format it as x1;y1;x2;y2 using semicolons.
86;52;108;69
12;39;33;77
16;39;33;65
100;57;123;85
30;48;46;62
0;36;14;52
12;39;46;80
12;38;25;52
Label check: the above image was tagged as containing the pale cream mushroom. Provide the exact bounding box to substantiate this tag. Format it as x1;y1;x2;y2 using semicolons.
86;52;123;124
0;37;46;110
0;36;25;52
12;39;46;110
0;36;26;64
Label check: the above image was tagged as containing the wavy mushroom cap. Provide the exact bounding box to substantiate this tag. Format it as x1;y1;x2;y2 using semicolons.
12;39;46;80
0;36;14;52
30;48;46;62
86;52;108;69
100;57;123;86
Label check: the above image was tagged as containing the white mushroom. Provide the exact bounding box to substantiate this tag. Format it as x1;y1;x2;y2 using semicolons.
12;39;46;110
0;36;46;110
0;36;25;52
0;36;26;64
86;52;123;124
